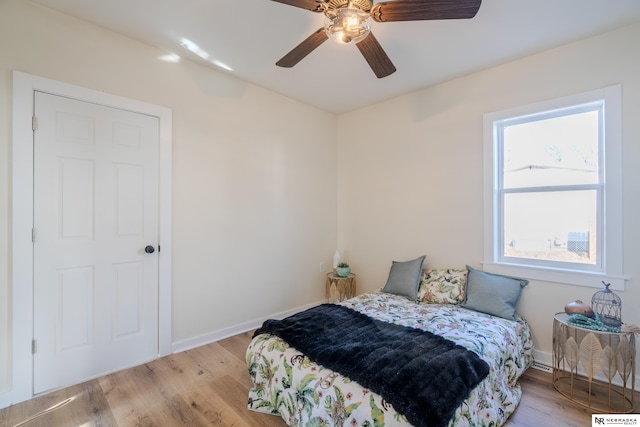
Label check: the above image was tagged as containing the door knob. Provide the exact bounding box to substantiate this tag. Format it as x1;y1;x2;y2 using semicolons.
145;245;155;254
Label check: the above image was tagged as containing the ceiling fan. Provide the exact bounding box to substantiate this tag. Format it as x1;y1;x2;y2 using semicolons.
271;0;482;78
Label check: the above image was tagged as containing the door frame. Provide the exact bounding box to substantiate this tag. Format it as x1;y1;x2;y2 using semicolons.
11;71;172;405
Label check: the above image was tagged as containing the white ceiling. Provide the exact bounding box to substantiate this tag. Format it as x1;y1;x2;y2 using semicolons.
32;0;640;114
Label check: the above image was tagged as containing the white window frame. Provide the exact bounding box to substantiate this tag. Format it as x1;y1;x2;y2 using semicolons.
482;85;627;290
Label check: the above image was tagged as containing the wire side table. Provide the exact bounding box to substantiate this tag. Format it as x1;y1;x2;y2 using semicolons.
552;312;635;413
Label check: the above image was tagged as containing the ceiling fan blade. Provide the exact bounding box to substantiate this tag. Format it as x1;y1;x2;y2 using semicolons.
356;33;396;78
371;0;481;22
270;0;325;12
276;28;329;68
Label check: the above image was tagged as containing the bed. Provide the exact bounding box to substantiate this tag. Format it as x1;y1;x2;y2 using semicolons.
247;261;534;427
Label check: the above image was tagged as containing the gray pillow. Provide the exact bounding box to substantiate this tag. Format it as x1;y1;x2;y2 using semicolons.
381;255;426;301
461;265;528;320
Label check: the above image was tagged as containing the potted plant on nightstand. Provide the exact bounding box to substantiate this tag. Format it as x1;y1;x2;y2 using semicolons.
336;262;351;277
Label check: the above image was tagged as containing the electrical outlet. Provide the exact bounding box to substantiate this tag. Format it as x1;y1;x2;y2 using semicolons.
320;262;326;273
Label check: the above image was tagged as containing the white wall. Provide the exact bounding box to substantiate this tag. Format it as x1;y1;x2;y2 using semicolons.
0;0;337;401
337;23;640;368
2;0;638;407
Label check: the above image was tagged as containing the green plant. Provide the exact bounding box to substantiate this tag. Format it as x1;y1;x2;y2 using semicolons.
337;262;349;268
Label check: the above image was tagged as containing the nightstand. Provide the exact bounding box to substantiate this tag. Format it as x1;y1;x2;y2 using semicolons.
326;272;356;303
552;312;636;413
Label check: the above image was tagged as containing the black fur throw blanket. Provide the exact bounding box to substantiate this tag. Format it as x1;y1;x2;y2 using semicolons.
254;304;490;427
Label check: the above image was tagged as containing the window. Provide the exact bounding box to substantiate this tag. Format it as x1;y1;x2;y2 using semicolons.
483;86;626;290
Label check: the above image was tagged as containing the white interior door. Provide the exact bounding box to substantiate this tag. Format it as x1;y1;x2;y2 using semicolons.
33;91;160;394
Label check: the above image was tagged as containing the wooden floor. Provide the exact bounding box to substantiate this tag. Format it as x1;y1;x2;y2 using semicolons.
0;331;637;426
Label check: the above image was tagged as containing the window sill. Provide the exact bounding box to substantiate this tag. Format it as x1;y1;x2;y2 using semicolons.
481;262;629;291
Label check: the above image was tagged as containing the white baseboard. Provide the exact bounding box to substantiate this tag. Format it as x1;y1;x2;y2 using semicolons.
0;391;12;411
171;299;326;354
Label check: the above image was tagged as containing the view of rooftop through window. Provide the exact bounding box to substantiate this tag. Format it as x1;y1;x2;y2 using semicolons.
501;108;600;265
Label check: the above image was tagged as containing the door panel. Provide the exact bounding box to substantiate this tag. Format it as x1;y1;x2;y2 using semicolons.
33;91;160;394
58;266;94;351
112;261;144;338
59;157;95;239
114;164;144;236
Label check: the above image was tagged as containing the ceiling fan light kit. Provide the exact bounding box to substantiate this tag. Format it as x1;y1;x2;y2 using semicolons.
271;0;482;78
325;6;371;44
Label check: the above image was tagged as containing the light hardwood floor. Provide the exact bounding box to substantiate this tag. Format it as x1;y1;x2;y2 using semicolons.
1;331;636;426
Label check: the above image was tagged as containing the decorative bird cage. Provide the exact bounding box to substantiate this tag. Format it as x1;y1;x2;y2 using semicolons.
591;281;622;327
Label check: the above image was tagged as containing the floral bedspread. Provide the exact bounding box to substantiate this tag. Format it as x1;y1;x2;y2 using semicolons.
247;290;534;427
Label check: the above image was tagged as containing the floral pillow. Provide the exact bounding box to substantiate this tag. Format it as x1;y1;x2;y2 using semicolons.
417;268;467;304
